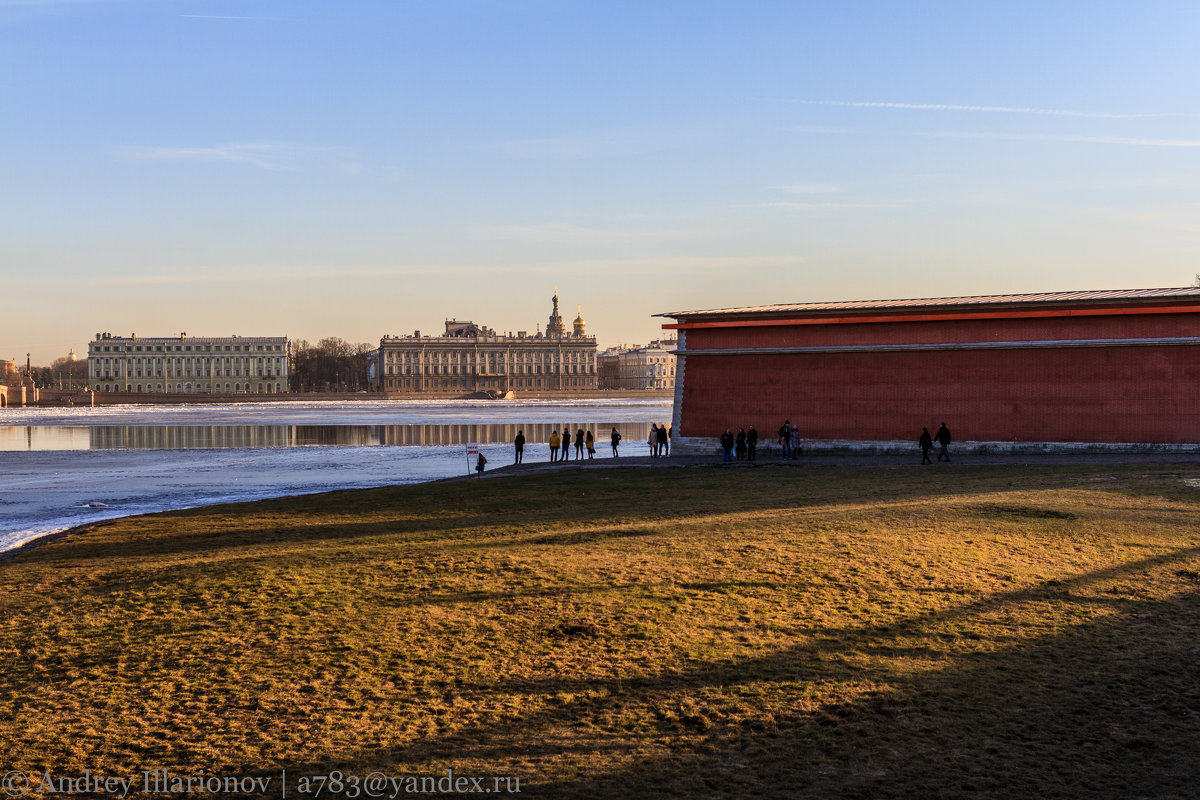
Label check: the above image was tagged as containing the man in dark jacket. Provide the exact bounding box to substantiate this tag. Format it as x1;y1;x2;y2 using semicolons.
778;420;791;459
918;427;933;465
720;428;735;462
747;426;758;461
656;424;669;458
935;422;952;462
514;430;525;464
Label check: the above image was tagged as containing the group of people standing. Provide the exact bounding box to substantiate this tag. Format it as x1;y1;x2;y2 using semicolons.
545;427;595;462
648;423;671;457
514;426;628;463
721;420;802;462
510;419;956;468
717;420;954;465
510;424;672;463
719;426;759;462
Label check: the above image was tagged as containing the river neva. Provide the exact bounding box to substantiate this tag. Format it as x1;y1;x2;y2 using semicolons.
0;399;671;554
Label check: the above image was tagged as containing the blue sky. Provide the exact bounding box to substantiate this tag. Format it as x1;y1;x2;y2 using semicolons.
4;0;1199;363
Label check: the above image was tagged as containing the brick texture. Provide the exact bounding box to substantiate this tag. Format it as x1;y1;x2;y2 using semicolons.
676;313;1200;443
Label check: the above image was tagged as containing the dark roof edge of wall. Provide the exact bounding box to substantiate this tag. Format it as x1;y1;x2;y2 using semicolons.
655;287;1200;320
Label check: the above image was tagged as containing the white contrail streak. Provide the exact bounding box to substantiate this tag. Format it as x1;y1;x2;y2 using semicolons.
800;100;1155;120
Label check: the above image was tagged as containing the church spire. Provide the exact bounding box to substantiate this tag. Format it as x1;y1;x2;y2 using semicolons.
547;287;566;338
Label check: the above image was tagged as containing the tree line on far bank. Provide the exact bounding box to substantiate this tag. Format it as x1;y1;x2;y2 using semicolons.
288;338;374;393
7;356;90;389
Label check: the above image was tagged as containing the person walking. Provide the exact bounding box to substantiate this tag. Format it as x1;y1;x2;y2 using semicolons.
549;429;561;462
735;427;747;461
747;425;758;461
918;427;933;465
648;424;658;458
475;452;487;476
514;430;525;464
778;420;792;459
656;423;669;458
585;429;595;459
720;428;735;462
611;427;621;457
574;428;585;460
935;422;952;462
790;424;801;459
666;425;672;456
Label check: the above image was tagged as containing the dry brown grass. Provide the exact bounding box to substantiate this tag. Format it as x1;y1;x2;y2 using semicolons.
2;464;1200;798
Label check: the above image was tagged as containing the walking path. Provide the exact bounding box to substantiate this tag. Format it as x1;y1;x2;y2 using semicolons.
451;450;1200;483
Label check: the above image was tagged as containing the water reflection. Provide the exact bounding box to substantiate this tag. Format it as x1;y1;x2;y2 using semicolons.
0;422;662;451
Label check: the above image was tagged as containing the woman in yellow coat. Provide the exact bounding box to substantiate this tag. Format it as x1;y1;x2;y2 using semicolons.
549;429;561;462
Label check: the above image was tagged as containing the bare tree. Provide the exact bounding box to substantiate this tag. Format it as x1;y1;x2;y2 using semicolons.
21;356;89;389
289;338;373;392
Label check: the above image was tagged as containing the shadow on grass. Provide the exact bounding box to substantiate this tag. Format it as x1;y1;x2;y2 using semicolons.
19;512;501;564
8;465;1200;799
375;579;786;611
11;464;1110;567
265;545;1200;800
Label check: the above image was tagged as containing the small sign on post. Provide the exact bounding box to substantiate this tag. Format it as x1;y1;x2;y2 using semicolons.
465;442;479;476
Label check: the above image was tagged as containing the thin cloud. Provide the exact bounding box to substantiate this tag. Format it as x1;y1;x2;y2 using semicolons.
550;255;802;274
790;125;1200;148
799;100;1157;120
746;201;902;211
120;143;357;171
774;183;841;195
0;0;117;5
918;130;1200;148
487;223;683;244
791;125;863;136
28;256;803;289
178;14;284;21
122;143;292;171
486;134;674;161
26;266;491;289
1135;177;1200;189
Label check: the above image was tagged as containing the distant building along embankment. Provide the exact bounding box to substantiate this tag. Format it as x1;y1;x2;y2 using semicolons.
597;339;677;390
89;332;290;395
368;290;597;397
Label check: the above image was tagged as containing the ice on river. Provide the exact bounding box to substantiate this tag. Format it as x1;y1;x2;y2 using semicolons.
0;400;671;555
0;398;669;427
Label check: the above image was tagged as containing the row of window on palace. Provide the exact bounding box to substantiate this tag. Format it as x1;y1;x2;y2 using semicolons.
382;362;594;376
381;352;593;364
383;377;592;389
91;357;285;379
92;343;285;353
93;382;285;393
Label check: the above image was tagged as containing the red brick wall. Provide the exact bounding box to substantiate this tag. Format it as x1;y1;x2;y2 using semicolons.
679;344;1200;443
683;311;1200;351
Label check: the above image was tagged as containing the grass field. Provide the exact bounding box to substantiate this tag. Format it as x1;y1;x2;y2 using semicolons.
2;463;1200;798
